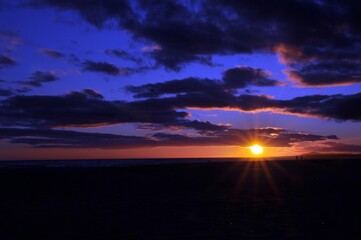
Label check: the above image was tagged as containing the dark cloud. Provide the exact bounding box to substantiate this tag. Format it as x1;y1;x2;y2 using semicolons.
20;71;59;87
150;52;215;71
0;89;188;128
280;93;361;121
136;120;229;133
104;49;142;64
82;88;104;99
181;120;228;132
127;85;279;114
2;88;360;143
303;141;361;153
126;77;225;98
82;60;148;76
29;0;138;29
39;48;64;58
0;82;31;94
222;66;282;88
127;84;361;122
28;0;361;85
0;30;23;52
0;127;153;148
15;87;32;93
0;88;12;97
323;142;361;153
68;53;80;64
83;60;123;76
326;135;339;140
0;55;16;69
127;66;281;98
0;126;335;149
0;86;350;149
285;60;361;86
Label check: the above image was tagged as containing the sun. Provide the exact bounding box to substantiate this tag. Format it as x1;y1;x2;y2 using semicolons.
250;144;264;155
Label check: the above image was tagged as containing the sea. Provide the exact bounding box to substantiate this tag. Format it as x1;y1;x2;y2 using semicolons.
0;157;246;168
0;158;360;239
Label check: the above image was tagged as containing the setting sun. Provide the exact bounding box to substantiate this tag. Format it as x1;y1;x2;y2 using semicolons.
250;144;264;155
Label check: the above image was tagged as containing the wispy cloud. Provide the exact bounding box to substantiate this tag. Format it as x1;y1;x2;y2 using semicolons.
19;71;59;87
0;126;339;149
0;54;16;69
39;48;64;59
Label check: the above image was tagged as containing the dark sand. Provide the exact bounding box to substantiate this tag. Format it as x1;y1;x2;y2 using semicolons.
0;159;360;239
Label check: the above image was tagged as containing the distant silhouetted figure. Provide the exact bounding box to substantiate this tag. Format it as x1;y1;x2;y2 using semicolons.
300;155;303;160
296;156;299;160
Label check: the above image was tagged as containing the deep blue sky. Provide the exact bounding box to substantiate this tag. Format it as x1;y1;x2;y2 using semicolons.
1;0;361;159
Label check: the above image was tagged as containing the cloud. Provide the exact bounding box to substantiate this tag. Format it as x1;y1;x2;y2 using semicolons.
28;0;361;85
0;126;336;149
4;83;360;130
285;60;361;87
128;86;361;121
0;88;12;97
20;70;59;87
39;48;64;58
15;87;32;93
29;0;138;29
82;60;124;76
136;120;229;134
126;77;225;98
323;142;361;153
0;87;351;149
82;88;104;99
1;87;360;142
222;66;283;88
0;127;154;148
0;30;23;52
0;89;189;128
0;55;16;69
104;49;142;64
127;66;282;98
82;60;148;76
280;93;361;121
302;141;361;153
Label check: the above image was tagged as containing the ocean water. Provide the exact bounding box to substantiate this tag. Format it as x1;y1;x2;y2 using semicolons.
0;157;244;168
0;158;360;239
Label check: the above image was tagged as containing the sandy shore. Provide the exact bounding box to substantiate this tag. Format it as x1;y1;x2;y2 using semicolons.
0;159;360;239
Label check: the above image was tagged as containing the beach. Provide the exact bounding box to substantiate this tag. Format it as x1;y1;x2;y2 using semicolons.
0;159;360;239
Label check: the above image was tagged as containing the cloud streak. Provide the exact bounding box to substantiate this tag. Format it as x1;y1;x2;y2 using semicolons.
39;48;64;59
222;66;282;88
19;71;59;87
127;66;282;98
104;49;142;64
82;60;125;76
0;55;16;69
0;88;12;97
0;89;189;128
128;74;361;122
0;126;338;149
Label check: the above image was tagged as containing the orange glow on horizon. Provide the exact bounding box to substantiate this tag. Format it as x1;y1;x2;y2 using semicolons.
0;142;302;160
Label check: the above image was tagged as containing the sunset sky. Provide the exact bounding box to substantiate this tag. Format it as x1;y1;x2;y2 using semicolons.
1;0;361;160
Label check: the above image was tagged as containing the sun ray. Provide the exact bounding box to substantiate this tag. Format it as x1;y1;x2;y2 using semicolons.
233;160;253;192
259;161;282;199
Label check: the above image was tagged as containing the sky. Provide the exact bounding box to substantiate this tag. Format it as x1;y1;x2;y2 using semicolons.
0;0;361;160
